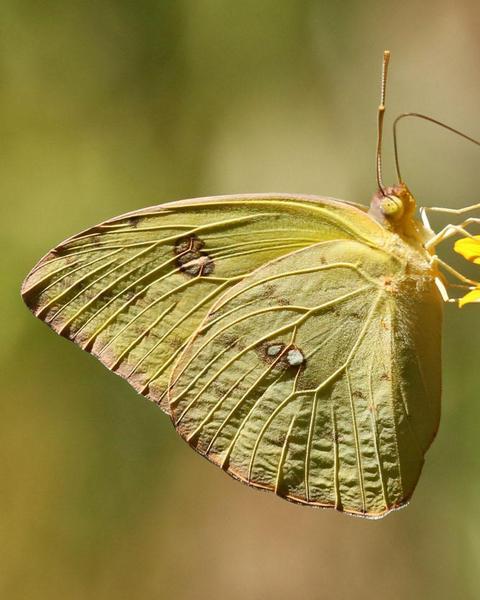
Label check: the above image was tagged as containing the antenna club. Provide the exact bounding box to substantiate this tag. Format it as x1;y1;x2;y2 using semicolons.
376;50;391;194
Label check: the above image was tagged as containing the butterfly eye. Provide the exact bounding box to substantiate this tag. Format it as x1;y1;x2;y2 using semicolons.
379;194;404;220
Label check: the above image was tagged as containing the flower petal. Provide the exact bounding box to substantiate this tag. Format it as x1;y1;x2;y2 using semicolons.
459;287;480;308
454;236;480;264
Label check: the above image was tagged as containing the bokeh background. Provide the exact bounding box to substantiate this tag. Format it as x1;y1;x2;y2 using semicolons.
3;1;480;598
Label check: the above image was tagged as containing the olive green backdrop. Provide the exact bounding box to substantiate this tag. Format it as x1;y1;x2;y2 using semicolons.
3;1;480;598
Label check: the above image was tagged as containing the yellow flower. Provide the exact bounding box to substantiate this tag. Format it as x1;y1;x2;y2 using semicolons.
454;235;480;307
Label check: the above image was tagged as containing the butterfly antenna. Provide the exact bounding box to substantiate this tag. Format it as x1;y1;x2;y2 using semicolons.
393;112;480;183
376;50;391;196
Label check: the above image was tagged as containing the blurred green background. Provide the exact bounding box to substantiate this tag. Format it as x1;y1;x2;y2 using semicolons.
3;1;480;598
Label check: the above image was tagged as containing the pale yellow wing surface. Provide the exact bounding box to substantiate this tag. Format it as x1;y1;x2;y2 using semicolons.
22;194;384;411
170;239;442;517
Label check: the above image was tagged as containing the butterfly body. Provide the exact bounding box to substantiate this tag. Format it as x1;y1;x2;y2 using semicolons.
22;188;442;518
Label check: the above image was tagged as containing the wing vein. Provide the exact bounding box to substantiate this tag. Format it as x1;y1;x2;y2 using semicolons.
346;368;366;513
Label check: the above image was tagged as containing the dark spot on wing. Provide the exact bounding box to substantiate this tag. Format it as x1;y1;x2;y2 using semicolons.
174;235;205;255
286;347;305;367
174;235;215;277
127;216;141;228
261;342;306;368
265;342;286;358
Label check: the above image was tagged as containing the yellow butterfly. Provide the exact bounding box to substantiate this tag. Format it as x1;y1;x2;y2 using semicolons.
21;51;480;518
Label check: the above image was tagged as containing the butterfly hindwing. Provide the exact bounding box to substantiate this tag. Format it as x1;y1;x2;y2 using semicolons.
22;194;381;411
169;239;442;517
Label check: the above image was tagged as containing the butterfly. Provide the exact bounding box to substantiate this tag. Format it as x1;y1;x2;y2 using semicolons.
21;51;480;518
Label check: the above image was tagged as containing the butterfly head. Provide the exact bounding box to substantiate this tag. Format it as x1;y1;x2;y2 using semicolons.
368;183;426;243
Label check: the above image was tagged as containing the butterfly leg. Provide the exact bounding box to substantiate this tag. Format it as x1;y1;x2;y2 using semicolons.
430;255;478;305
419;207;434;233
433;277;476;303
421;207;480;301
424;219;480;251
424;202;480;216
434;277;457;303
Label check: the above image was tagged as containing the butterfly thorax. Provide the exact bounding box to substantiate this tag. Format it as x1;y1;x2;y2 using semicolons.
368;183;432;250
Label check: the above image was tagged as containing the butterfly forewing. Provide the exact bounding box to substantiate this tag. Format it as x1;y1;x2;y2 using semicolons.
22;194;380;411
169;239;442;517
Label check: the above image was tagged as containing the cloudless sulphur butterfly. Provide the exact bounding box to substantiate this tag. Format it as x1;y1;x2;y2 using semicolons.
21;51;480;518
